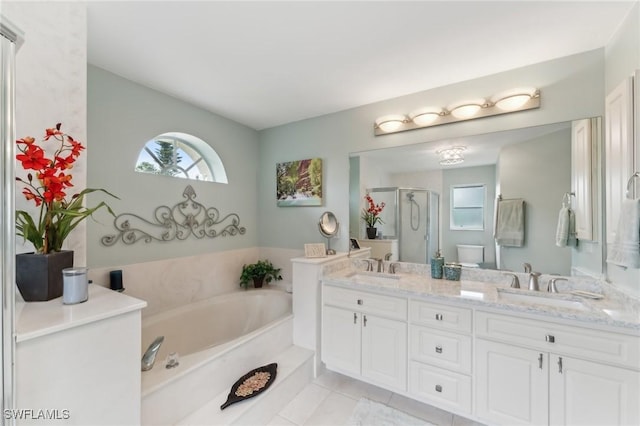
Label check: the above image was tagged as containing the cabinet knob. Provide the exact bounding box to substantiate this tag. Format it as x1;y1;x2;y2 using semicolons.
435;345;443;354
357;299;363;305
435;313;443;321
353;313;357;324
435;385;443;393
558;356;563;374
545;334;555;343
363;315;367;327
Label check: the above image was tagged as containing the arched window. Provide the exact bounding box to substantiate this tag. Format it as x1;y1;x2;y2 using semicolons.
134;132;228;183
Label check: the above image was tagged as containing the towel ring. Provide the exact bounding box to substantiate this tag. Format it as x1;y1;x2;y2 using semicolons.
626;172;640;199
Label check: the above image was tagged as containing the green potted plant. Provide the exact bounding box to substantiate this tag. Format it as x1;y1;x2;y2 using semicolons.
15;123;117;301
239;259;283;289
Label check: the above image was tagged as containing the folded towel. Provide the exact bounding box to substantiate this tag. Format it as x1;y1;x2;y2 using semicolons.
495;199;525;247
607;198;640;269
556;206;578;248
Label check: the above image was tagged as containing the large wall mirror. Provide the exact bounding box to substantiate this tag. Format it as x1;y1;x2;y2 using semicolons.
349;118;603;277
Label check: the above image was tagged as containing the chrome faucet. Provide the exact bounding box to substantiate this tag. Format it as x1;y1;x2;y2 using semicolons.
523;263;532;273
388;262;400;274
547;278;567;293
528;272;541;291
142;336;164;371
503;273;520;289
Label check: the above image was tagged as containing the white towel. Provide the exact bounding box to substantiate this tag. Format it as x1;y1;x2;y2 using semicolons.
495;199;525;247
607;198;640;269
555;206;578;248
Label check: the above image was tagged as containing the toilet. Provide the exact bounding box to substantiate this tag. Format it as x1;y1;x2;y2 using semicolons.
456;244;484;268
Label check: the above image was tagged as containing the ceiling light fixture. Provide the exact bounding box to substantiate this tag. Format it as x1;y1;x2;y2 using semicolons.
437;146;466;165
374;115;408;133
373;88;541;136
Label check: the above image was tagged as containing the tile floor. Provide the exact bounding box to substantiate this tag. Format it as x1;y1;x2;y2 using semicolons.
267;370;485;426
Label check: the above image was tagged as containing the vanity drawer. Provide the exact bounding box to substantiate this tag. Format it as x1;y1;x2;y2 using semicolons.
410;300;472;333
476;311;640;369
323;285;407;320
409;361;471;414
410;326;472;374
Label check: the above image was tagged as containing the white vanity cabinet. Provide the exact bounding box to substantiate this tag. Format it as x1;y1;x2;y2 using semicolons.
322;285;407;391
408;300;473;414
475;311;640;426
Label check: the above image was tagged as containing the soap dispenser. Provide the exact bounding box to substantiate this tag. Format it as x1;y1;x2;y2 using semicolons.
431;249;444;279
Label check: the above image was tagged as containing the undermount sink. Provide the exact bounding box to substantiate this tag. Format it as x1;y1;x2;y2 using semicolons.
346;271;401;283
497;288;589;311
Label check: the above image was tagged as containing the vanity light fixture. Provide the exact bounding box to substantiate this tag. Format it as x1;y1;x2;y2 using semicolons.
448;99;487;119
408;107;442;126
373;88;541;136
492;88;539;111
374;114;408;133
437;146;466;165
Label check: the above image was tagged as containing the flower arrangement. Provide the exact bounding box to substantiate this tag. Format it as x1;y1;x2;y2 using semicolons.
361;193;385;228
15;123;117;254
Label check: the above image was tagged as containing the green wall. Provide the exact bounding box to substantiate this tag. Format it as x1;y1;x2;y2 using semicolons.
258;49;606;253
87;66;260;268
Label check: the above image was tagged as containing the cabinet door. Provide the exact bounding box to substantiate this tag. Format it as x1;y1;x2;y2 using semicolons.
475;339;548;426
605;77;634;244
549;355;640;426
571;118;593;240
361;314;407;391
322;306;361;374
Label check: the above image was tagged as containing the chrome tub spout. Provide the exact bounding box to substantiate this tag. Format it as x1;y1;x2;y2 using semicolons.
142;336;164;371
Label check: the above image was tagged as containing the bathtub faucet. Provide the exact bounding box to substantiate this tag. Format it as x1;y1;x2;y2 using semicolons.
142;336;164;371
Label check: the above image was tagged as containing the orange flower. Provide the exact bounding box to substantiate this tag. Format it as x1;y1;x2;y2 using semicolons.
16;136;35;146
44;123;63;140
16;145;50;170
22;188;42;207
54;154;75;170
67;136;85;156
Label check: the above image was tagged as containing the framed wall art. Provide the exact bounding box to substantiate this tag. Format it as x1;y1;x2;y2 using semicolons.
276;158;323;207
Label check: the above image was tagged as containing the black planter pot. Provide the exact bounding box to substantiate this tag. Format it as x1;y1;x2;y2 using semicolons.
366;227;377;239
16;250;74;301
253;276;265;288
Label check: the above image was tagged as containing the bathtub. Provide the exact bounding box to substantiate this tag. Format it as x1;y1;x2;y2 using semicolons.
141;289;293;425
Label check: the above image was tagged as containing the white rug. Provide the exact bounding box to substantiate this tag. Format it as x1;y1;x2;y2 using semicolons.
346;398;437;426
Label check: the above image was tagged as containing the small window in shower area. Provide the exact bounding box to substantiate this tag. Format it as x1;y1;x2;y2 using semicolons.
450;184;485;230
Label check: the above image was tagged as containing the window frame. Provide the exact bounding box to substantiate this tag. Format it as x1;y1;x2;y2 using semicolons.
450;183;486;231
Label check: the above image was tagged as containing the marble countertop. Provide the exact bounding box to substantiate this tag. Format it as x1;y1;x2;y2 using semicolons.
16;284;147;342
323;268;640;332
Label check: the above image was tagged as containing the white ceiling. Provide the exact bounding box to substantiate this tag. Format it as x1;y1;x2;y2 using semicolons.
87;1;635;131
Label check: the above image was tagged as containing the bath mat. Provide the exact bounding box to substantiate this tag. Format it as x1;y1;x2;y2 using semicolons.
346;398;437;426
220;363;277;410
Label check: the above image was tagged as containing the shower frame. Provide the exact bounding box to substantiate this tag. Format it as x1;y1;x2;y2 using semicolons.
367;187;439;263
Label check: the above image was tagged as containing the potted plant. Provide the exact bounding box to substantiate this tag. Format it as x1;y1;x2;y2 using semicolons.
239;259;283;289
361;193;385;239
15;123;117;301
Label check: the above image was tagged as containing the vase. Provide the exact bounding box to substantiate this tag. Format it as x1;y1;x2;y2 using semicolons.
16;250;74;301
253;276;265;288
366;227;377;239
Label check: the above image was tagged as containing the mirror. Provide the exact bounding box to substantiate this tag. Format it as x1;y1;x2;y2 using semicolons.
349;118;602;276
319;211;340;255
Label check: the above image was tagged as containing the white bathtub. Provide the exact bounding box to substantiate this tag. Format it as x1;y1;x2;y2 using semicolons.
141;289;293;425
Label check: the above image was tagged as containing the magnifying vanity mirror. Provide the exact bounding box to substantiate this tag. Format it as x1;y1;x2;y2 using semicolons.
319;211;340;255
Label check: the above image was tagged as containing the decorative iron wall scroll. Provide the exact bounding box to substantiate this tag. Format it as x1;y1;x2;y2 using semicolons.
101;185;246;246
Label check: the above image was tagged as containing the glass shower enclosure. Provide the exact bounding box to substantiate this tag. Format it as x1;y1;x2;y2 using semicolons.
368;187;439;263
